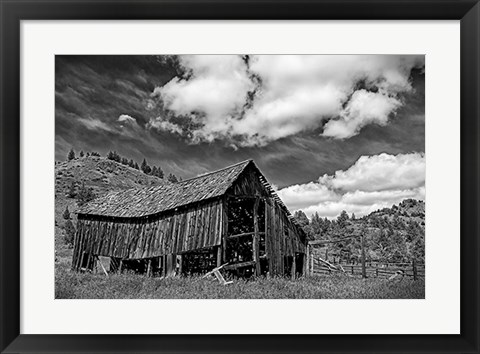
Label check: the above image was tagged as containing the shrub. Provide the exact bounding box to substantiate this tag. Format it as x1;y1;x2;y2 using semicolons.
66;181;77;198
167;173;178;183
62;206;71;220
64;219;75;246
77;182;96;206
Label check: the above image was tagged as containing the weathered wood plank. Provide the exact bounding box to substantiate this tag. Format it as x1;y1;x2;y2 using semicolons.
224;260;256;270
253;197;261;276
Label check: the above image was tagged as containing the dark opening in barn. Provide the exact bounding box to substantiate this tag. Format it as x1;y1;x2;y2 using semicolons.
72;160;308;278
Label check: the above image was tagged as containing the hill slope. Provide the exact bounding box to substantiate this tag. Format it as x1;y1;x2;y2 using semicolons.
367;199;425;227
300;199;425;263
55;156;166;262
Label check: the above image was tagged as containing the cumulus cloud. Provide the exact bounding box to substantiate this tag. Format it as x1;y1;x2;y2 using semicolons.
151;55;424;146
277;152;425;219
118;114;137;124
318;152;425;192
157;55;254;143
146;118;183;134
322;90;402;139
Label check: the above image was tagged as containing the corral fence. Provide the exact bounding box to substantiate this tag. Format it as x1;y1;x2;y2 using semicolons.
306;235;424;280
309;259;425;279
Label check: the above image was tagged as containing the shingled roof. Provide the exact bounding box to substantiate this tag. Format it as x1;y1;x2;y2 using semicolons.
79;159;256;218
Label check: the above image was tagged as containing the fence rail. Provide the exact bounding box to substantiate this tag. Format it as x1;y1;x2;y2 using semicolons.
310;260;425;279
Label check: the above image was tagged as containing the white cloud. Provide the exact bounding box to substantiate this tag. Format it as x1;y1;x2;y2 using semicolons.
277;152;425;219
276;182;340;210
322;90;402;139
146;118;183;134
118;114;137;124
152;55;424;146
157;55;254;143
77;117;113;132
319;152;425;192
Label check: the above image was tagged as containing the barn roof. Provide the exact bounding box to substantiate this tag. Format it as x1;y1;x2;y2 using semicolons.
79;159;255;218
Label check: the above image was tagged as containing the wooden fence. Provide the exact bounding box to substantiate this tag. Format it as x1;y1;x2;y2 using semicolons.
310;258;425;279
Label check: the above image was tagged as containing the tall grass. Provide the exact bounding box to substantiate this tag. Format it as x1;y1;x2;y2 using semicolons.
55;262;424;299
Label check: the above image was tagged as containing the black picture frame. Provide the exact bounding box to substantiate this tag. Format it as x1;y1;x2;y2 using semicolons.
1;1;478;353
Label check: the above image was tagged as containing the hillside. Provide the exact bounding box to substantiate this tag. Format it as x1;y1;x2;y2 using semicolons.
296;199;425;263
367;199;425;227
55;156;166;262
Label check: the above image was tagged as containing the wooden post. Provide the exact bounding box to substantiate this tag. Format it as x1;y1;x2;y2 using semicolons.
291;255;296;279
413;258;418;281
178;255;183;275
146;259;152;277
119;259;123;274
96;256;109;277
361;234;366;279
306;244;310;276
253;197;261;276
376;267;379;277
162;256;166;278
310;247;314;275
222;197;228;262
217;246;222;267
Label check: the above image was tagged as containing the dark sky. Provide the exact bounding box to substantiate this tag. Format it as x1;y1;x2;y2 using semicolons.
55;55;425;217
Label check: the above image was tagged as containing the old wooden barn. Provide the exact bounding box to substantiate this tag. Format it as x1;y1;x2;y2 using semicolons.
72;160;307;278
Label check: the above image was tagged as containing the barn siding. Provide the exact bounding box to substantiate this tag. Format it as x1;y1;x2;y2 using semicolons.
72;199;224;270
228;165;270;197
72;161;307;275
265;199;306;276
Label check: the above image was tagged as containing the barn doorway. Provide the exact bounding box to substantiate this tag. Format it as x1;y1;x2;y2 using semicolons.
225;196;266;277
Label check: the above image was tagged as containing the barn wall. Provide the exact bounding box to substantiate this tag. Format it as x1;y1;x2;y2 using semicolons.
265;199;306;276
72;198;224;270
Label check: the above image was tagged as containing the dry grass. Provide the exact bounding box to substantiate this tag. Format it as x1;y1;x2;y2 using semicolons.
55;261;424;299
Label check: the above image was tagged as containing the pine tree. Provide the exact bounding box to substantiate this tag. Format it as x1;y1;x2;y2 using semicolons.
156;166;164;179
337;210;350;228
121;157;129;165
141;158;152;174
62;206;71;220
79;151;84;158
128;159;135;168
294;210;309;228
66;181;76;198
134;162;139;170
86;152;90;157
107;151;121;162
67;148;75;161
64;219;76;246
167;173;178;183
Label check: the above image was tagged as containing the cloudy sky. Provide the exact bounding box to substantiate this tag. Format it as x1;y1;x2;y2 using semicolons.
55;55;425;219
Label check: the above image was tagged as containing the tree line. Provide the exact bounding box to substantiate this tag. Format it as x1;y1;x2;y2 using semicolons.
66;148;180;183
294;199;425;263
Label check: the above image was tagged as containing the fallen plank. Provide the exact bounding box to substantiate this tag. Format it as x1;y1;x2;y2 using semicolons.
223;260;256;270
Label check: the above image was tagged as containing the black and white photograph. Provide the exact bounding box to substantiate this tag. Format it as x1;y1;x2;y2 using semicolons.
55;54;425;299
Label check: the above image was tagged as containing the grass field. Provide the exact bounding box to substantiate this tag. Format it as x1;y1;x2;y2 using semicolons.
55;261;425;299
